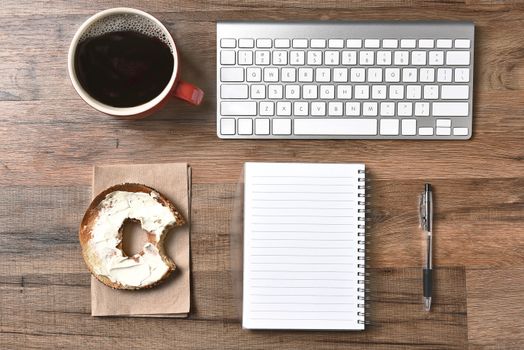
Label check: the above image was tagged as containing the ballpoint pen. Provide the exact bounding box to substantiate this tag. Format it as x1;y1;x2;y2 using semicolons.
419;183;433;312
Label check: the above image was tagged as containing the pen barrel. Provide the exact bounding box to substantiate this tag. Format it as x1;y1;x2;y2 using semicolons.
423;268;433;297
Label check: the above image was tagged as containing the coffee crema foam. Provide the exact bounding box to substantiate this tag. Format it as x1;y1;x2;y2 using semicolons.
79;13;173;52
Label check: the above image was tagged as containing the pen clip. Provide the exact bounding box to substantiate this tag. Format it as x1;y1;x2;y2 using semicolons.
419;192;427;231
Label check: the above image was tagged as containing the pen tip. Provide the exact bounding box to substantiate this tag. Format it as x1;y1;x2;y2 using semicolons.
425;183;432;191
424;297;432;312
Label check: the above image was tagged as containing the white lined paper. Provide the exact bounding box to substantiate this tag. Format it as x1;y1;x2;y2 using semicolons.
243;163;365;330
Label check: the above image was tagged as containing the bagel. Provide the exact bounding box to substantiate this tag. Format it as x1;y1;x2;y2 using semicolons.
79;183;185;290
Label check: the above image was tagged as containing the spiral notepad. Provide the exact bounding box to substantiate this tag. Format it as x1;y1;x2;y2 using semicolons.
242;163;367;330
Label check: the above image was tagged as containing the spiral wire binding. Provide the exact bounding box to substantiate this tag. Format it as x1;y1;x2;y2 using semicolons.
356;168;371;327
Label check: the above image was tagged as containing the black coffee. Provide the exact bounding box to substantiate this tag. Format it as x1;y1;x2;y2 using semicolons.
74;30;174;108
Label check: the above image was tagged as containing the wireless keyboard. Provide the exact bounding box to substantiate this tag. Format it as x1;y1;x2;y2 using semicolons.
216;21;474;139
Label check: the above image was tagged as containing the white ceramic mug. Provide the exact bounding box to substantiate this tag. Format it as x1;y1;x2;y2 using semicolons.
68;8;204;119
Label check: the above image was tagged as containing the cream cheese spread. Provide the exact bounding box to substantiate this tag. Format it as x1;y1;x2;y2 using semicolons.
89;190;178;288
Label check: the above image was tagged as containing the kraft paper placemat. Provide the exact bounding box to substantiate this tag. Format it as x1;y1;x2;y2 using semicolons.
90;163;191;317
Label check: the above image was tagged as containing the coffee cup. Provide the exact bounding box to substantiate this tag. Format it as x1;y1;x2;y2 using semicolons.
68;8;204;119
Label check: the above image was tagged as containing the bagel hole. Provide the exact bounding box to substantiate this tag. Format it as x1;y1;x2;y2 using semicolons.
121;219;149;257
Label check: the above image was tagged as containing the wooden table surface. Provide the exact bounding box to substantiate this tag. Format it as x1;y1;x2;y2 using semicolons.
1;1;523;349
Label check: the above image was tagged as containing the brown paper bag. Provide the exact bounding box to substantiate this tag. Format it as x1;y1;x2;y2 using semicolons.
90;163;191;317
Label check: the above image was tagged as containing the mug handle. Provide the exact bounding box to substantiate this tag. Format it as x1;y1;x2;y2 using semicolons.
173;80;204;105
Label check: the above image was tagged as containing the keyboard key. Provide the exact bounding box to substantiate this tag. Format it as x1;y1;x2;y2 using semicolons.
411;51;426;65
419;39;434;48
268;85;283;99
359;51;374;65
221;84;248;99
221;101;256;116
432;102;469;116
307;51;322;65
419;127;434;136
345;102;360;116
402;68;417;82
368;68;383;82
220;50;236;65
220;38;236;48
303;85;318;99
276;101;292;116
347;39;362;48
325;51;340;65
221;67;244;82
290;51;305;65
455;39;471;48
365;39;380;48
311;39;326;48
342;51;357;65
246;67;262;82
328;102;344;116
255;51;271;65
337;85;352;99
377;51;392;65
380;102;394;116
220;118;235;135
281;68;296;82
350;68;366;82
402;119;417;135
238;50;253;65
423;85;438;99
294;118;377;135
255;118;270;135
441;85;469;99
415;102;430;116
398;102;413;116
238;118;253;135
264;67;279;82
363;102;378;116
274;39;290;48
380;119;399;135
454;68;470;82
429;51;444;65
298;68;314;82
333;68;348;82
383;39;398;48
285;85;300;99
436;119;451;127
385;68;400;82
329;39;344;48
437;68;452;82
273;119;292;135
238;38;254;48
273;50;288;65
294;101;309;115
260;101;274;115
394;51;409;65
320;85;335;99
256;39;272;48
311;102;326;116
354;85;370;99
292;39;308;48
406;85;422;99
371;85;386;99
389;85;404;99
420;68;435;82
250;84;266;99
436;127;451;136
453;127;469;136
437;39;452;48
400;39;416;48
316;68;331;82
446;51;470;65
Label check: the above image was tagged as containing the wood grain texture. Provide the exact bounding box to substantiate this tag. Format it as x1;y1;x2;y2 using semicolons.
0;0;523;349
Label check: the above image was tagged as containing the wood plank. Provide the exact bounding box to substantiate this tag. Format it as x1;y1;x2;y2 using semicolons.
0;267;467;349
466;268;524;349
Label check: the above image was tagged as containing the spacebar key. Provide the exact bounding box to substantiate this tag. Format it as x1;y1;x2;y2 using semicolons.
294;118;378;135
